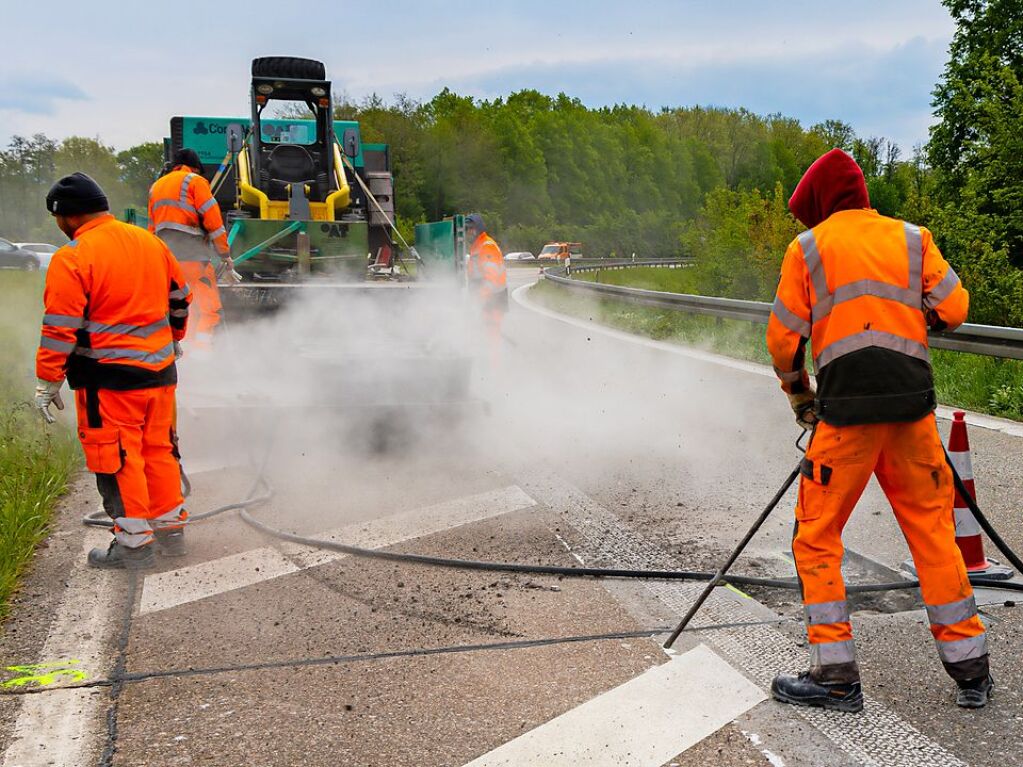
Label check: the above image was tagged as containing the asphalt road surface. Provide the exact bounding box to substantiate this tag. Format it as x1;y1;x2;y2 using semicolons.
2;269;1021;767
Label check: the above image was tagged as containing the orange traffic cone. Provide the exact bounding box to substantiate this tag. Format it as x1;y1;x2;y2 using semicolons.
947;411;1013;579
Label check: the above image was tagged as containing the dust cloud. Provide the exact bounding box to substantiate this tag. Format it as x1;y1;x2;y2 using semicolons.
173;269;792;537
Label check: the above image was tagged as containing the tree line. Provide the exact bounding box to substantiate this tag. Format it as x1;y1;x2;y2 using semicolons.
1;0;1019;326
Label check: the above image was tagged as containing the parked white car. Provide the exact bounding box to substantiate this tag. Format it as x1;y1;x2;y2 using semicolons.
16;242;60;269
504;251;536;261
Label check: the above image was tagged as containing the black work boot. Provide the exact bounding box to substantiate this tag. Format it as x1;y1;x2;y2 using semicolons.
87;540;156;570
154;528;187;557
955;675;994;709
771;671;864;713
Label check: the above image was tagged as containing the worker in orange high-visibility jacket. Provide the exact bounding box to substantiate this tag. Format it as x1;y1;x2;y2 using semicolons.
464;213;508;365
766;149;989;712
36;173;192;570
148;148;230;349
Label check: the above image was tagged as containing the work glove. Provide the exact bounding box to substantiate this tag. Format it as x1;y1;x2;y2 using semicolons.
787;387;817;431
173;341;184;360
34;379;65;424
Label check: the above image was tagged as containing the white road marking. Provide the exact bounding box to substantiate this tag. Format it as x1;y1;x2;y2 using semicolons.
514;282;1023;438
2;526;117;767
522;472;970;767
138;485;537;614
461;644;765;767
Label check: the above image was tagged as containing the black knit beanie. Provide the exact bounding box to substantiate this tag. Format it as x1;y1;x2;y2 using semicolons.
46;173;109;215
172;148;205;174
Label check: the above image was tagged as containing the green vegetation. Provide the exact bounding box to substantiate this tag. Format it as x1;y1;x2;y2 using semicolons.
531;278;1023;420
577;265;698;294
0;136;162;242
0;273;79;618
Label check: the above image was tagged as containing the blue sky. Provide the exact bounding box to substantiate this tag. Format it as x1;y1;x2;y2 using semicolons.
0;0;954;151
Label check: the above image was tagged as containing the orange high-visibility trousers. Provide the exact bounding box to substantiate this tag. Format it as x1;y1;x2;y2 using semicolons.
75;386;185;549
794;414;988;683
179;261;223;346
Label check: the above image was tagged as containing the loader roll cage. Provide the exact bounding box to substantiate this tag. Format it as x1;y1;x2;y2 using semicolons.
250;75;334;204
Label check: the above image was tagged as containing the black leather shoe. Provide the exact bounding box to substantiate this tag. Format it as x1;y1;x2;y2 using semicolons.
87;540;155;570
771;671;864;713
154;528;187;557
956;675;994;709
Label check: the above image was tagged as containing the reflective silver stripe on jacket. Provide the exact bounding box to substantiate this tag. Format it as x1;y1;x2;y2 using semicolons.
84;317;170;338
926;595;978;626
151;199;197;213
169;309;189;318
814;329;930;369
74;342;174;365
802;223;924;325
798;230;830;320
180;173;197;203
935;633;987;664
809;638;857;666
773;367;804;383
771;296;811;337
197;197;218;215
169;285;191;300
42;313;84;329
155;221;205;237
831;279;920;310
206;225;226;240
39;335;76;354
905;222;923;291
924;267;961;310
804;600;851;626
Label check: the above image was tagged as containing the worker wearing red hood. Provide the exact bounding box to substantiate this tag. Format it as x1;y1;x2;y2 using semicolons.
767;149;991;711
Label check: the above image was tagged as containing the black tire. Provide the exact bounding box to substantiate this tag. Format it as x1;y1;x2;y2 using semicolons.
251;57;325;81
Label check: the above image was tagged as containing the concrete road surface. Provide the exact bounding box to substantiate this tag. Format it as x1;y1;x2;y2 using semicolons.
2;268;1020;767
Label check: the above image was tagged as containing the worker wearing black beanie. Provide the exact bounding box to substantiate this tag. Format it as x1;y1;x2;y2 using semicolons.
45;172;109;216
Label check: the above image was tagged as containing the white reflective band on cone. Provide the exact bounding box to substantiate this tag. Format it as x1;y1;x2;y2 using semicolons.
947;450;973;480
954;505;983;537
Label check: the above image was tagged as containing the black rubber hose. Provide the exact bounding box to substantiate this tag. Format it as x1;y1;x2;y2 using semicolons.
82;463;1023;595
237;503;1023;594
948;454;1023;574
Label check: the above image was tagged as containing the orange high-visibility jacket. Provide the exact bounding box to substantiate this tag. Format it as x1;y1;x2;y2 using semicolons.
37;214;191;390
467;232;507;298
767;209;968;425
148;166;229;257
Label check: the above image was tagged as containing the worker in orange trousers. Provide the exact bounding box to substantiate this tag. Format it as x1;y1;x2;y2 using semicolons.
149;148;231;349
36;173;192;570
766;149;990;711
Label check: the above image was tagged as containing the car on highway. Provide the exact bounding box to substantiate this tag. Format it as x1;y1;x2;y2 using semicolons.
504;251;536;261
0;238;44;270
16;242;60;269
537;242;582;261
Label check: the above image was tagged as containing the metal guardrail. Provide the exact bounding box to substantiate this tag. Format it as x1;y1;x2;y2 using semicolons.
543;263;1023;360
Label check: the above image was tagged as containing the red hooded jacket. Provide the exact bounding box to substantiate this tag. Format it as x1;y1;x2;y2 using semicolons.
788;148;870;229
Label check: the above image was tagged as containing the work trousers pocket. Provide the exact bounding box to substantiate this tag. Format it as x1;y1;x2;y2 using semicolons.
78;427;124;474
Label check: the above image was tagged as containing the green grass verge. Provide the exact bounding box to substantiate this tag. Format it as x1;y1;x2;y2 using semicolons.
0;272;79;620
575;265;699;294
531;277;1023;420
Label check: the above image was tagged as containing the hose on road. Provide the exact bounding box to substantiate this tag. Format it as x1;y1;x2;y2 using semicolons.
81;462;1023;596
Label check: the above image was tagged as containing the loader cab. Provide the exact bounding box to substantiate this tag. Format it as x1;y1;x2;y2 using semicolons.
250;71;333;207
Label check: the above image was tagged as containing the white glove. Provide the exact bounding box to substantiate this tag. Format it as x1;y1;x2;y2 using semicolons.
34;379;65;424
174;341;184;360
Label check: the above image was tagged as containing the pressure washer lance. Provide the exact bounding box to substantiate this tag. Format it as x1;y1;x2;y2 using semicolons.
663;430;1023;650
663;460;801;649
